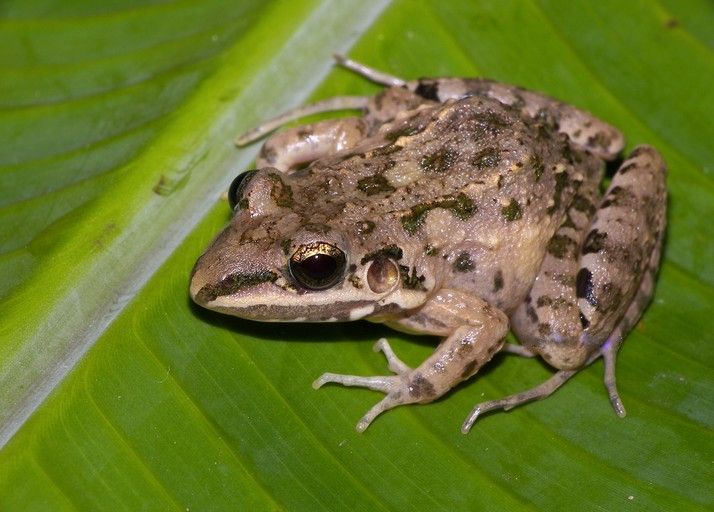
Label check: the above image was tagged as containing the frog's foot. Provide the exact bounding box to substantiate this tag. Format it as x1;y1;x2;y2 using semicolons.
597;337;627;417
313;338;429;432
461;369;578;434
461;338;627;433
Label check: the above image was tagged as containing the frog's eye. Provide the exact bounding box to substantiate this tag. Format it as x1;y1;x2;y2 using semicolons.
289;242;346;290
228;170;257;210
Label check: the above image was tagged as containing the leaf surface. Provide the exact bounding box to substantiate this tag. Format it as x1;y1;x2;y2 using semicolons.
1;1;712;510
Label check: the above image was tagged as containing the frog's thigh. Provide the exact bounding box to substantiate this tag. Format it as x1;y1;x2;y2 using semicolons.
578;145;666;341
256;117;368;171
512;145;667;369
407;78;624;160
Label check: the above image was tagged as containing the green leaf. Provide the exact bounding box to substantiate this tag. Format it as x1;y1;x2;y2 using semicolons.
1;0;712;510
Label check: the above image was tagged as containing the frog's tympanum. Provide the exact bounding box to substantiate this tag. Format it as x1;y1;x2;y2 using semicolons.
191;56;666;433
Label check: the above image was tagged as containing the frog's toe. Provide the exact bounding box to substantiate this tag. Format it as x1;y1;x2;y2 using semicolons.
313;371;418;431
461;369;578;433
312;372;400;393
373;337;411;374
356;395;404;432
600;339;627;417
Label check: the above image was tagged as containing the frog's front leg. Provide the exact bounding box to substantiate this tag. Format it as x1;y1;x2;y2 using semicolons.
313;290;508;432
249;117;369;172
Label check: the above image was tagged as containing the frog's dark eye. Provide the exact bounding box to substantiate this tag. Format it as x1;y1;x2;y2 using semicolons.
289;242;346;290
228;170;257;210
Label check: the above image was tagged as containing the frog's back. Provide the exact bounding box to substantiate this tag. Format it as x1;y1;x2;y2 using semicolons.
297;96;583;233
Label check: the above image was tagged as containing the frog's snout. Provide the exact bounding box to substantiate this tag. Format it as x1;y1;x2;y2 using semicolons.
189;221;282;308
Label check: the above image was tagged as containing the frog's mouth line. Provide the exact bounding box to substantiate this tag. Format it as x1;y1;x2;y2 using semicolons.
204;301;392;323
192;270;279;304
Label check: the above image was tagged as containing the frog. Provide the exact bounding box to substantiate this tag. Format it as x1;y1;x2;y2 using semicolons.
190;55;667;433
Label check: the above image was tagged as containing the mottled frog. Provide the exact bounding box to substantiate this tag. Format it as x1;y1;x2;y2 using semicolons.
190;56;667;433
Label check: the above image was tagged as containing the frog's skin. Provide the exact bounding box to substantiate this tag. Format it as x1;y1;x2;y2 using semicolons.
190;56;667;433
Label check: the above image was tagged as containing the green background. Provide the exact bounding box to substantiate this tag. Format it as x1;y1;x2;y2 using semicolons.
1;0;712;510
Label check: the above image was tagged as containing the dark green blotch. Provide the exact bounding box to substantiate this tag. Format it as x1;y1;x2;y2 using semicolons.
385;123;425;142
424;244;440;256
453;251;475;272
493;269;503;292
531;153;545;181
237;198;249;210
280;238;292;255
601;186;628;208
617;162;636;175
538;323;552;337
356;220;375;235
471;147;500;169
560;143;576;164
420;148;458;173
401;193;476;235
547;172;568;214
547;234;577;259
357;174;396;195
493;270;504;291
587;131;612;150
267;173;294;208
582;229;608;254
599;282;623;314
571;194;596;215
526;305;538;323
371;144;402;157
536;295;553;307
501;198;523;221
361;245;403;265
474;110;509;130
399;265;426;290
561;212;577;229
195;270;278;303
304;223;330;234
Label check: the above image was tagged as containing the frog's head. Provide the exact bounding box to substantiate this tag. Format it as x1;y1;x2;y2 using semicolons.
190;169;430;322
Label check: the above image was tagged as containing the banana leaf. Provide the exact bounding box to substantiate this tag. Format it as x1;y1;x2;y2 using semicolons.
1;0;712;510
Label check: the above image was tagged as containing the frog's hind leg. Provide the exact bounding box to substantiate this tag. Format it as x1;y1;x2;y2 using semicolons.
461;369;578;433
236;96;370;147
496;146;666;426
597;218;666;416
404;76;625;160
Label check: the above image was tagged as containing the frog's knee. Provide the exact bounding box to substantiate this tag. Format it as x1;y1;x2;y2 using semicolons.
533;339;591;370
516;319;590;369
513;304;592;370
